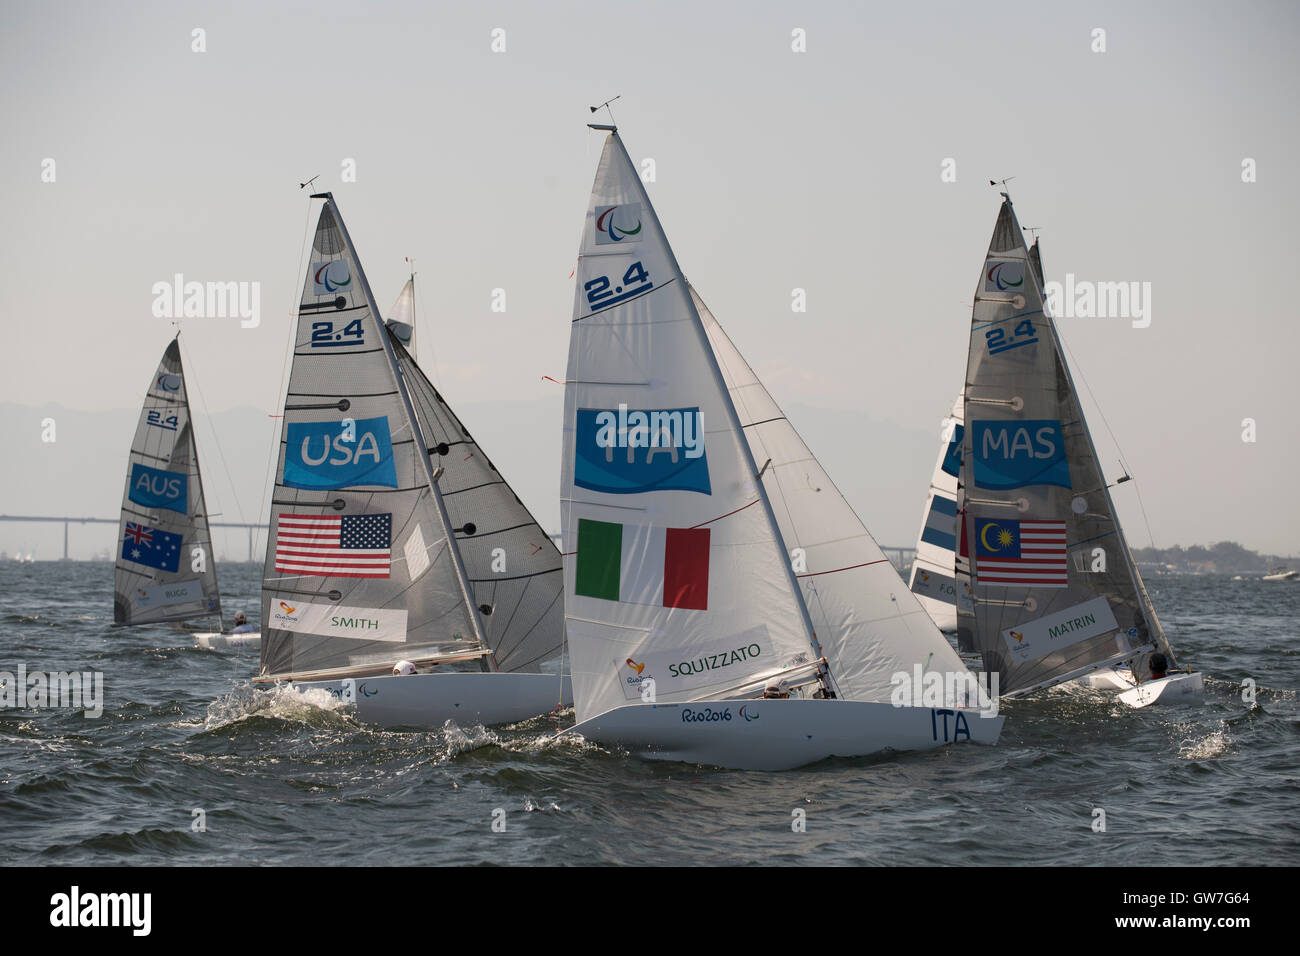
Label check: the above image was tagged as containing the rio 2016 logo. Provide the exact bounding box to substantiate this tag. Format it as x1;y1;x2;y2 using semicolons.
680;706;731;723
594;204;643;245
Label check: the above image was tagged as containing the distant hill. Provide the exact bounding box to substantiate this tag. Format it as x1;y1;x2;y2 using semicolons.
1132;541;1296;575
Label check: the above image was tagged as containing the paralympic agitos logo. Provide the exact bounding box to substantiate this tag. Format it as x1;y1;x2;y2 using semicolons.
594;204;643;245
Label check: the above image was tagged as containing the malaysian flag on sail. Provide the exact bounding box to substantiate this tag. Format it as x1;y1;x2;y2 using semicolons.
275;513;392;578
974;518;1068;588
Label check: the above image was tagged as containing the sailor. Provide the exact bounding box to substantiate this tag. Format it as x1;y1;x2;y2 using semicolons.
1148;652;1169;681
392;659;417;676
762;677;791;699
230;612;255;634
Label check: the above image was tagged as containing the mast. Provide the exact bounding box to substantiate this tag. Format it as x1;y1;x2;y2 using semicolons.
317;193;493;667
596;127;829;687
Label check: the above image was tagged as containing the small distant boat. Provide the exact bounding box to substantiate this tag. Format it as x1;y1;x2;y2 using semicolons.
1262;568;1298;582
954;198;1201;709
114;337;246;641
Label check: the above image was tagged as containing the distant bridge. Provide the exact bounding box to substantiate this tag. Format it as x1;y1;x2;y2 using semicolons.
0;514;917;570
0;514;266;561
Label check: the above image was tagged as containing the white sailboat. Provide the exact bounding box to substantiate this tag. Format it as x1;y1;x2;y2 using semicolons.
557;125;1002;770
252;195;568;728
956;196;1201;709
907;396;971;635
114;337;236;639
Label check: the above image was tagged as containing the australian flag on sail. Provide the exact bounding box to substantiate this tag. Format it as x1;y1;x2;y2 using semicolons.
121;522;182;573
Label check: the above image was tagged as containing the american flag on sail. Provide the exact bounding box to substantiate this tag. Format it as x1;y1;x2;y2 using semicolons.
275;513;392;578
973;518;1068;588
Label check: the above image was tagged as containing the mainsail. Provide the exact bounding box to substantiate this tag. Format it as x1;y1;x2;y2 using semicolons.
560;130;822;724
696;285;968;702
113;338;223;627
387;274;416;357
260;198;487;681
957;198;1166;694
907;395;971;635
390;326;565;673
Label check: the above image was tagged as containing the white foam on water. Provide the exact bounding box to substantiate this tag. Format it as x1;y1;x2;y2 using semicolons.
201;681;352;732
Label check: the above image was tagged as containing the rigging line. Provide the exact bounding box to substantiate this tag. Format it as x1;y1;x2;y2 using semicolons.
256;197;318;565
1054;326;1159;549
177;337;245;527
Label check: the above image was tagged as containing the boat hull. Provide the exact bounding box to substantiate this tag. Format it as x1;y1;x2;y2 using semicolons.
565;698;1003;771
292;671;572;728
1118;671;1204;709
194;631;261;650
1074;667;1134;691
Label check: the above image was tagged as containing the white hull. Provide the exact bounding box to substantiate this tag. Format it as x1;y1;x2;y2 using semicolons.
194;631;261;650
565;698;1003;771
1118;671;1204;709
292;671;572;728
1263;571;1298;581
1073;667;1135;691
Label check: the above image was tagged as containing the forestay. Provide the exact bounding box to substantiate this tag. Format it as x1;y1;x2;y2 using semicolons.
908;395;971;635
391;329;565;673
260;200;483;680
957;199;1162;694
696;286;968;702
560;131;819;724
114;338;223;627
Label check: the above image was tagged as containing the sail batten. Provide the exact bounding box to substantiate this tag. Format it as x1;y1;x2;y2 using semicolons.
113;338;223;628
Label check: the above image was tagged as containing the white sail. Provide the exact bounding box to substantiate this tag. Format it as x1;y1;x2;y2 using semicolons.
260;199;485;681
907;395;971;634
387;276;416;357
390;326;565;673
957;199;1164;695
560;132;819;724
113;338;223;627
695;285;968;702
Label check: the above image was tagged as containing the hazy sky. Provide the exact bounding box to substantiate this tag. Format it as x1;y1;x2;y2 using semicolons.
2;0;1297;556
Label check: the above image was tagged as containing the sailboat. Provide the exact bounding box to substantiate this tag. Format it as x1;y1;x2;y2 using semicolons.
252;194;568;728
557;125;1002;770
956;194;1202;709
907;396;971;636
115;337;233;637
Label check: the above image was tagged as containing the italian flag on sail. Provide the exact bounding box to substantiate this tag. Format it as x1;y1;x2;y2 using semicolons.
575;518;710;610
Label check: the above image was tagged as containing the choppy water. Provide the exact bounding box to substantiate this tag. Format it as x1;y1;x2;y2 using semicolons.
1;561;1296;866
